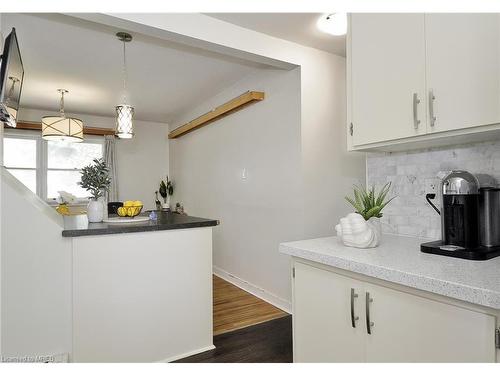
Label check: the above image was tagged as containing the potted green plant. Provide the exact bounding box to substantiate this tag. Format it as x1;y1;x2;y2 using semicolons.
78;158;111;222
337;182;395;248
159;176;174;209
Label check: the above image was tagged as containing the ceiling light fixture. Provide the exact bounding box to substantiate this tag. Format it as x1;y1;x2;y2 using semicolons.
42;89;83;142
317;13;348;36
115;32;134;139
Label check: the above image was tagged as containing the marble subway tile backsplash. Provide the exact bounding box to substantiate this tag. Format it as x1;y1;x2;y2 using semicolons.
366;140;500;240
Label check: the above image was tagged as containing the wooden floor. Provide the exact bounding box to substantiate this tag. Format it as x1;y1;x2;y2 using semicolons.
213;275;288;335
175;315;293;363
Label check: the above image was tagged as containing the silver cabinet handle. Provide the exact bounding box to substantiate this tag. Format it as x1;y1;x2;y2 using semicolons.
429;89;436;127
413;93;421;129
350;288;359;328
365;292;374;334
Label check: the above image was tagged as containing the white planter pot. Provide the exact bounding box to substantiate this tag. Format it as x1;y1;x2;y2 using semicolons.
335;213;382;248
87;199;104;223
162;196;171;210
367;216;382;247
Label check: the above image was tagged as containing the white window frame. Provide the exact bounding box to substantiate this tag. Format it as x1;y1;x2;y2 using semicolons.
4;129;105;204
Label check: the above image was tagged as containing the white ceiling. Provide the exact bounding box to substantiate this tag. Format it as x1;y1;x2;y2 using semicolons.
2;14;266;123
207;13;346;57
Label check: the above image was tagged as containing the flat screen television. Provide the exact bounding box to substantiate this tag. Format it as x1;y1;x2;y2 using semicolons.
0;28;24;128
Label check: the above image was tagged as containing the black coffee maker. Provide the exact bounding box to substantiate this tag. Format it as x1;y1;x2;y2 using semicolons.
421;170;500;260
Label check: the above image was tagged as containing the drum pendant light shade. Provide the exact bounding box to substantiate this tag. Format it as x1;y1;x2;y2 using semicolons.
42;116;84;142
42;89;83;142
115;104;134;139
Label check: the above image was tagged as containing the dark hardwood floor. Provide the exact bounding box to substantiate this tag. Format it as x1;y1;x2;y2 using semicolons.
174;315;293;363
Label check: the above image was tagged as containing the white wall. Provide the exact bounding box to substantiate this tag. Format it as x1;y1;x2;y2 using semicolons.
1;169;72;359
17;108;170;210
170;69;302;309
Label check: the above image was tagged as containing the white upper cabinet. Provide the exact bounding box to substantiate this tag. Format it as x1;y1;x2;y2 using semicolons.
350;14;427;146
348;13;500;150
425;14;500;133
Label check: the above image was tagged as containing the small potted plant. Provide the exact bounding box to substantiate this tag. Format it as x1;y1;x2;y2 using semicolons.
159;176;174;210
337;182;395;248
78;158;111;223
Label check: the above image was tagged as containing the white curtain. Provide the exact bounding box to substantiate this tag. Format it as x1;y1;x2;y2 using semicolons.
104;135;118;202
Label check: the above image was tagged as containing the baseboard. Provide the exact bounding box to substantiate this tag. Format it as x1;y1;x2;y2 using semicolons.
213;266;292;314
157;345;216;363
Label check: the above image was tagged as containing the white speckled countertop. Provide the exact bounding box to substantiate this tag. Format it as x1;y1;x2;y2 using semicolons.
280;235;500;310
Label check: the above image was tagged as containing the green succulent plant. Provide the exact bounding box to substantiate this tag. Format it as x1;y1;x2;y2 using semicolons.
345;182;395;221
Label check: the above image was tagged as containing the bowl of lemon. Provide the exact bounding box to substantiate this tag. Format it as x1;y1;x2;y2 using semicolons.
117;200;143;218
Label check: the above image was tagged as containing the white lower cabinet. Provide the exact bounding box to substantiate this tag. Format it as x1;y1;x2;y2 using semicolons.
293;261;498;362
365;283;496;362
294;261;365;362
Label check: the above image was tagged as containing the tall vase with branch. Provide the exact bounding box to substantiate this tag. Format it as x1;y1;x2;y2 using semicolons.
159;176;174;209
79;158;111;222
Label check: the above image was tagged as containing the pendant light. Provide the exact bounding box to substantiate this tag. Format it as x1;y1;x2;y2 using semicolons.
42;89;84;142
115;32;134;139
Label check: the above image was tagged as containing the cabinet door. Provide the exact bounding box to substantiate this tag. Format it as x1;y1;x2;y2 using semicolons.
293;262;365;362
365;283;496;362
426;14;500;133
350;14;427;146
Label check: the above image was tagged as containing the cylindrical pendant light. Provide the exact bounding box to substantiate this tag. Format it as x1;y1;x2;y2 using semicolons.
115;104;134;139
42;89;83;142
115;32;134;139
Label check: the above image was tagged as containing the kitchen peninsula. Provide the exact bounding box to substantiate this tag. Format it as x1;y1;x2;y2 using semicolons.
65;212;219;362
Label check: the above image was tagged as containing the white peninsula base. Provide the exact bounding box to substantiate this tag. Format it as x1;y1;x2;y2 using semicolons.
72;227;214;362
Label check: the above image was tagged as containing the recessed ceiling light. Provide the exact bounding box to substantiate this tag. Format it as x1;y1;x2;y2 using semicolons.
317;13;347;36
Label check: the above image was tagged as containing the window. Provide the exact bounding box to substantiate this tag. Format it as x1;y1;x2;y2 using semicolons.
46;140;104;199
3;130;104;202
4;136;38;193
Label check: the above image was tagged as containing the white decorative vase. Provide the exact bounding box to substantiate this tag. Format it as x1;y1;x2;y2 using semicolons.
335;213;382;248
162;196;171;210
367;217;382;246
87;199;104;223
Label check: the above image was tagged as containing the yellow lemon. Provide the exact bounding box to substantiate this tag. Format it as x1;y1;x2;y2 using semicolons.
123;201;133;207
133;200;142;206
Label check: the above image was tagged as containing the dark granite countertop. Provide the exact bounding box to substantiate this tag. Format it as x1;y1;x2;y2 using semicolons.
62;212;219;237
